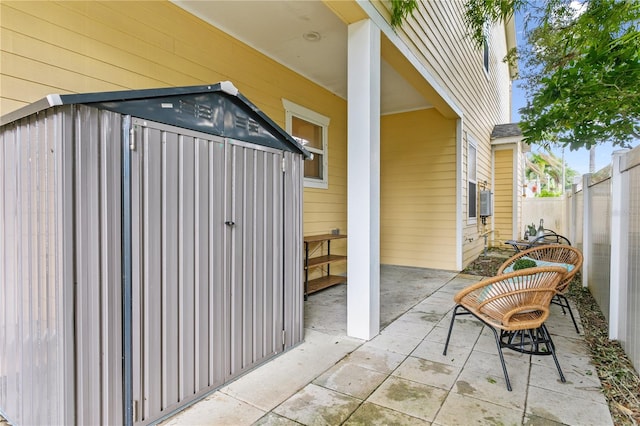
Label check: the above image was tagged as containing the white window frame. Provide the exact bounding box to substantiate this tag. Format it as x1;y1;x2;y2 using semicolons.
467;136;478;224
483;22;490;75
282;99;330;189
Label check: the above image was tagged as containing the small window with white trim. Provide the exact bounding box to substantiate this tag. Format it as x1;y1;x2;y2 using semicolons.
467;136;478;223
483;22;490;74
483;39;489;73
283;99;330;189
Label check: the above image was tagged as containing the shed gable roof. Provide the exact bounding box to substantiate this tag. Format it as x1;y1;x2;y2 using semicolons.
1;81;309;158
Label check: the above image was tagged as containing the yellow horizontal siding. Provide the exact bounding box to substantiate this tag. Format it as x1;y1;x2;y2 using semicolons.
0;74;60;112
380;109;457;270
493;148;514;243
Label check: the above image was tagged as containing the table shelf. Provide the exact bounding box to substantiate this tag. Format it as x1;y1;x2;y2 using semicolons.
304;234;347;299
307;275;347;295
305;254;347;269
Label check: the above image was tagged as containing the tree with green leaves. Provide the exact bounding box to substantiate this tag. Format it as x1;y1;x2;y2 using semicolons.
390;0;418;28
525;149;579;195
464;0;640;151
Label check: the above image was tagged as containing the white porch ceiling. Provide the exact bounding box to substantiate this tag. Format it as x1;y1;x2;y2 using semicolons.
172;0;431;115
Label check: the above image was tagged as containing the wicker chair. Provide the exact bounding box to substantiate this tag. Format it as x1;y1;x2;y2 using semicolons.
443;266;568;391
497;245;583;333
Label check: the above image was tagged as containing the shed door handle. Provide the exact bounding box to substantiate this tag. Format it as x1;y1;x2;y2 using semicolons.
225;221;235;227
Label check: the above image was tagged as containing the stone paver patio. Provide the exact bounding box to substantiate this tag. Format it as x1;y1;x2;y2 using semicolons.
163;266;613;425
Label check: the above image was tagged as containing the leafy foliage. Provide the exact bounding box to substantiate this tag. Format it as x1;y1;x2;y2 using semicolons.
525;149;578;194
520;0;640;150
465;0;640;151
390;0;418;28
464;0;525;48
513;258;537;270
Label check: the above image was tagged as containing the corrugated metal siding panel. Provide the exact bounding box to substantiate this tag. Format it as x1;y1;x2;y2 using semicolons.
58;107;76;424
98;110;125;422
206;136;226;390
132;123;226;424
227;141;283;376
133;124;191;423
162;130;180;408
74;107;102;423
73;106;124;424
626;165;640;372
0;118;20;424
588;179;611;320
0;109;76;424
178;134;195;394
284;151;304;347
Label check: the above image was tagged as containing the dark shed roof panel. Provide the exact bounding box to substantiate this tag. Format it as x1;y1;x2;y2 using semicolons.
1;81;310;158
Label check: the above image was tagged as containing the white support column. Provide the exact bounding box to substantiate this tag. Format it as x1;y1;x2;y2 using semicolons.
609;150;630;340
581;174;592;288
347;19;380;340
455;119;463;270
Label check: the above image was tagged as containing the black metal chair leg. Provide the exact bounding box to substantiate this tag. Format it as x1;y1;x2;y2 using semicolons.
443;306;567;392
541;324;566;382
443;305;464;355
561;295;580;334
490;326;513;391
553;294;580;334
554;294;567;314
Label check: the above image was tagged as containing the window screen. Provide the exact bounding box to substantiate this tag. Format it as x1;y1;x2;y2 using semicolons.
468;138;477;222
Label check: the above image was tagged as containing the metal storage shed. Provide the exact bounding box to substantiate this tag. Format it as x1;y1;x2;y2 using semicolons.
0;82;308;425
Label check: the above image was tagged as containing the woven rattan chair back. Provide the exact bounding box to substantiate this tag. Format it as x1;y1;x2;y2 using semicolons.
497;244;583;334
497;245;582;294
453;266;566;331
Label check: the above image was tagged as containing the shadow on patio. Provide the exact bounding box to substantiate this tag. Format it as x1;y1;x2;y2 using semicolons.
163;265;612;425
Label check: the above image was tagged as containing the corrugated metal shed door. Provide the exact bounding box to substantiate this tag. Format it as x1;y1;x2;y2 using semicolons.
129;120;284;425
226;141;284;377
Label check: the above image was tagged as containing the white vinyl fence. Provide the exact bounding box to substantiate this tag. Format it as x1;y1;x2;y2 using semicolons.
566;147;640;374
522;197;568;239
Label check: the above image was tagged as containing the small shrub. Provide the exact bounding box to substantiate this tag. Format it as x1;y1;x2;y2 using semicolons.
513;258;537;270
